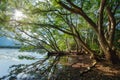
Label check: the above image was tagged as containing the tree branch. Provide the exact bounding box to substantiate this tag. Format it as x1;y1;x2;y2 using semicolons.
14;20;77;37
106;6;116;46
98;0;106;38
58;0;98;33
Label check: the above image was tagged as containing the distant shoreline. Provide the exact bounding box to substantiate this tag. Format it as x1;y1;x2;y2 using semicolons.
0;46;21;49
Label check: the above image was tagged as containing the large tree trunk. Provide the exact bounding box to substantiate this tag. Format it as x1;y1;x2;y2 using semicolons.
104;48;120;64
98;36;120;64
97;0;120;64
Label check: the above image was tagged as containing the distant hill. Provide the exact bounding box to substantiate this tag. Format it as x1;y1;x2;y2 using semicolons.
0;36;21;48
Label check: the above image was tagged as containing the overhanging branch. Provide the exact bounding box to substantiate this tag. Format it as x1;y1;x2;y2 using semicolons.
58;0;98;33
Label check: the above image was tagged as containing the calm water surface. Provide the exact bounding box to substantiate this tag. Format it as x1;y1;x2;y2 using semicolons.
0;49;84;80
0;49;44;78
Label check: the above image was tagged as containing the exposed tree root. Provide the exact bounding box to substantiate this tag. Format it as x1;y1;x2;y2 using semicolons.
79;61;97;75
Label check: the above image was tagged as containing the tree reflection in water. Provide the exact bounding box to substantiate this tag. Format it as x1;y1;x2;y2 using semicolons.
1;55;93;80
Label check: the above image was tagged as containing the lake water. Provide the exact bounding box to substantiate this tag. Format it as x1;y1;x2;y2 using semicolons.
0;49;85;80
0;49;45;78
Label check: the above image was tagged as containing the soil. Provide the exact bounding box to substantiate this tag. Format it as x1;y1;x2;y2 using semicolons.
59;54;120;80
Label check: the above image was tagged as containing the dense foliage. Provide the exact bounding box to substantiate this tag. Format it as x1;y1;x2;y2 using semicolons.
0;0;120;63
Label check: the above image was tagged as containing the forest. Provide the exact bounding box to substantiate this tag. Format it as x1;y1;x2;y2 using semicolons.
0;0;120;80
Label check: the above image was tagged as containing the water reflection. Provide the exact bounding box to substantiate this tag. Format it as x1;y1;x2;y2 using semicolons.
1;54;94;80
0;50;94;80
0;49;45;79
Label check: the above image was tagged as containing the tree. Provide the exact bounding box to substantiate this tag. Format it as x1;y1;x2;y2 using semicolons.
0;0;120;64
58;0;120;64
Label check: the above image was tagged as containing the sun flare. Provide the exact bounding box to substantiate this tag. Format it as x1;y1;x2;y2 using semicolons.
13;10;26;20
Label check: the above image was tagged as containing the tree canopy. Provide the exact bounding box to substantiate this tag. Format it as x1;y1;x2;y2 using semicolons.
0;0;120;64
